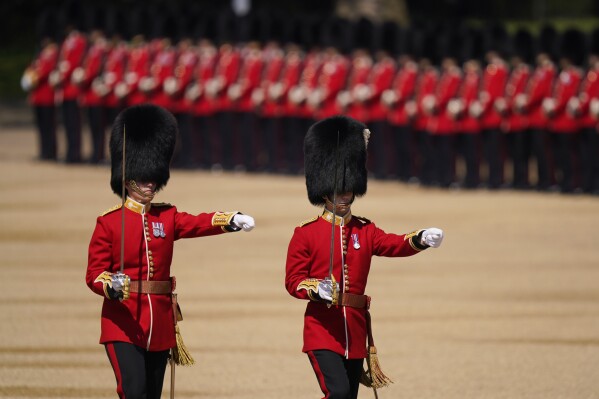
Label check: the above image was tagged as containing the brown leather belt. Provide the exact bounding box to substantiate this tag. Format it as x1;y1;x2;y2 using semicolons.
129;280;173;295
338;293;370;309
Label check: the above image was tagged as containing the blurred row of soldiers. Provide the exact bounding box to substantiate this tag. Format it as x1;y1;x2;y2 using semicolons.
22;5;599;194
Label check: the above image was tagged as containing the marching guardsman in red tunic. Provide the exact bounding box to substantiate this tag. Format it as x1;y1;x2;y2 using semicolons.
425;56;462;187
205;42;241;170
115;35;152;107
74;30;109;164
452;59;482;188
186;39;218;169
98;36;129;127
51;25;87;163
308;47;350;121
253;41;286;172
338;49;372;122
140;38;177;110
285;116;444;399
86;104;255;399
515;52;556;191
501;30;534;189
228;41;264;171
22;37;59;161
165;38;199;169
570;49;599;194
471;51;509;189
384;55;418;181
542;29;584;193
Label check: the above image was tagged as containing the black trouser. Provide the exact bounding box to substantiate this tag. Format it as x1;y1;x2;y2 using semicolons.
512;130;531;189
431;134;454;187
579;127;598;193
105;342;170;399
530;128;551;189
418;130;435;185
238;111;258;171
62;99;82;163
455;133;479;188
173;112;194;168
551;132;578;193
261;116;281;172
285;116;310;174
482;128;503;189
393;124;412;181
34;105;57;160
192;114;214;168
217;111;236;170
369;120;389;179
87;105;106;163
307;350;364;399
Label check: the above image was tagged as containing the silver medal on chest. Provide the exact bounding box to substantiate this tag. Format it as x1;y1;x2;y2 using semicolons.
351;233;360;249
152;222;166;238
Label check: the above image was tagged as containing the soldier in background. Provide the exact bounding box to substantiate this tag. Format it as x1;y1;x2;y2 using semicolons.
22;34;59;161
453;57;481;189
516;50;556;191
187;38;218;169
571;30;599;194
384;52;417;182
471;50;508;189
252;39;286;172
75;28;109;163
51;20;87;163
543;29;584;193
425;50;462;188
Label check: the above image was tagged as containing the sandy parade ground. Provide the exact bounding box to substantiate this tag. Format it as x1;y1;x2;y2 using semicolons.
1;123;598;399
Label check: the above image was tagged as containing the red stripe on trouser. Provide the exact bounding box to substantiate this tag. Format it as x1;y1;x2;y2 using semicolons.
307;350;330;399
105;343;126;399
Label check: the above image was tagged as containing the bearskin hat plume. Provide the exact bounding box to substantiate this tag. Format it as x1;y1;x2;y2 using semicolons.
304;116;369;206
110;104;177;197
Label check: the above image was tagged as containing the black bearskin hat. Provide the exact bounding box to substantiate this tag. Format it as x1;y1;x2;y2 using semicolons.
304;116;369;206
110;104;177;197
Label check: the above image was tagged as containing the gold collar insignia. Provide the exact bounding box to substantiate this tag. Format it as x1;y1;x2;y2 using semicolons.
321;209;352;226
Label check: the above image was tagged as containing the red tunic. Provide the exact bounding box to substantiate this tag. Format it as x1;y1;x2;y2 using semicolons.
27;42;59;106
123;44;152;106
456;69;481;134
365;57;396;122
285;210;426;359
387;61;418;127
577;68;599;129
313;54;349;119
525;64;556;129
278;51;304;118
56;31;87;101
102;43;128;109
548;67;582;134
168;48;198;114
256;47;285;117
209;46;241;113
78;41;108;107
479;62;508;130
427;67;461;135
86;198;237;351
189;46;218;117
503;64;530;133
233;49;264;113
343;55;372;121
147;47;177;110
413;68;439;132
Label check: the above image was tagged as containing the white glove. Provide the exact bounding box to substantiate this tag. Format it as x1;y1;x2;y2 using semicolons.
111;272;130;292
232;214;255;232
317;278;334;302
421;228;444;248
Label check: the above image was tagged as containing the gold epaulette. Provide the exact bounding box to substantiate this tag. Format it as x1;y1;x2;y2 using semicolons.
152;202;173;207
354;215;371;224
101;204;122;217
299;216;318;227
